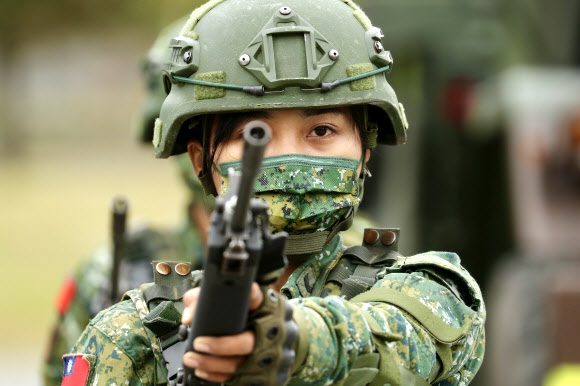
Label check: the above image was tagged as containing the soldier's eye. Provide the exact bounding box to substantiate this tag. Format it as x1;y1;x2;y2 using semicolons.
310;126;335;137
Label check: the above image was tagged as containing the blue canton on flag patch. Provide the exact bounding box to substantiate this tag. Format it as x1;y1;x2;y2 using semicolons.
62;354;91;385
63;355;76;376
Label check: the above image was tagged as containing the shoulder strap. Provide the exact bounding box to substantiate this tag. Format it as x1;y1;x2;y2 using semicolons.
143;279;193;306
340;264;383;299
325;242;400;300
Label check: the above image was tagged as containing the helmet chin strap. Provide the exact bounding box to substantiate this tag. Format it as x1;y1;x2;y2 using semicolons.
197;116;219;197
283;111;376;262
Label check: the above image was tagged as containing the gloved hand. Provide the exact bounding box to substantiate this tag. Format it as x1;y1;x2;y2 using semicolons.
181;283;298;385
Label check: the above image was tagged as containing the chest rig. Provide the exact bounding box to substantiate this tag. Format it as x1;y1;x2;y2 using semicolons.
296;228;402;300
135;261;201;385
294;229;439;386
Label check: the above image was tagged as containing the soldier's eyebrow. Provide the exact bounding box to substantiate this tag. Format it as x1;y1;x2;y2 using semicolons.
238;111;272;121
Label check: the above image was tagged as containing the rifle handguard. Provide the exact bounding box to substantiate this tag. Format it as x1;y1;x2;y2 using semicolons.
233;288;298;386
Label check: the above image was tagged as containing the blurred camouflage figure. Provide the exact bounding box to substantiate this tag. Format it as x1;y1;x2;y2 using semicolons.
65;0;485;385
42;18;213;385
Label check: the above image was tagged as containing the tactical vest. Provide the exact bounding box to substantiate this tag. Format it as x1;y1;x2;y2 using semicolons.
288;228;483;386
122;261;200;385
131;228;483;385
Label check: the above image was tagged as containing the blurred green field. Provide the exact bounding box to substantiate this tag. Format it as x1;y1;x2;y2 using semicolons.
0;1;200;378
0;144;186;365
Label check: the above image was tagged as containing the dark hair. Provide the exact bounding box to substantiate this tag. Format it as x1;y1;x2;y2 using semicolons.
195;106;369;173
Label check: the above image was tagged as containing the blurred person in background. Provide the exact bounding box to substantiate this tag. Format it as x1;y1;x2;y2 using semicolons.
64;0;485;385
41;18;214;385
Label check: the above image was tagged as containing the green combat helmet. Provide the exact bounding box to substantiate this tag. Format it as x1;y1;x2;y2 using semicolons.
154;0;409;256
134;16;215;210
155;0;408;159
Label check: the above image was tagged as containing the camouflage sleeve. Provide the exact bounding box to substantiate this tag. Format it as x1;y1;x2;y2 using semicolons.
43;249;111;385
289;296;375;385
70;299;158;385
43;304;91;385
288;253;485;386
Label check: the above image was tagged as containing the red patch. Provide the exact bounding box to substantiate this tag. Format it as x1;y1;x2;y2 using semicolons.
62;354;90;385
55;276;77;316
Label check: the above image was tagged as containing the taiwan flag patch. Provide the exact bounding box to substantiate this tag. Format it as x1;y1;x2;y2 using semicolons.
62;354;91;385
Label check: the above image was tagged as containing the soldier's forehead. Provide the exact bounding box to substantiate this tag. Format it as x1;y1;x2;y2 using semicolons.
237;108;349;121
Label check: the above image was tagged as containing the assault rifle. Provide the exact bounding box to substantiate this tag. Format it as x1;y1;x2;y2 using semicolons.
169;121;288;386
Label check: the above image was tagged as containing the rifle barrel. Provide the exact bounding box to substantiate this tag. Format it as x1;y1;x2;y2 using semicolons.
231;121;271;233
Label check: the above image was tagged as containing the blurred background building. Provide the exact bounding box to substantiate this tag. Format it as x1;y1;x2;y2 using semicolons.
0;0;579;384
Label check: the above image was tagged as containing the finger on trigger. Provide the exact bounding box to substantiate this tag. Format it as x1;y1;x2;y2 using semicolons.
182;306;193;325
182;288;200;307
249;282;263;311
181;288;200;325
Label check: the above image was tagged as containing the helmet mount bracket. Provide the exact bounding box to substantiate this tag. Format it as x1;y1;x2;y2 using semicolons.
239;7;338;90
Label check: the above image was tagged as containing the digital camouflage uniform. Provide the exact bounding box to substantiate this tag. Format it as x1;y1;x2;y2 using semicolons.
43;17;206;386
44;221;205;385
70;234;484;385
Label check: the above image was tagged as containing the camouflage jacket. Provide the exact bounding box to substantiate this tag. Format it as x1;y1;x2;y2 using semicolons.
43;221;205;386
68;233;485;385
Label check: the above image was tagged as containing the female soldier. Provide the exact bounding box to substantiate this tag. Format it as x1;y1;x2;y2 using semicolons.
66;0;485;385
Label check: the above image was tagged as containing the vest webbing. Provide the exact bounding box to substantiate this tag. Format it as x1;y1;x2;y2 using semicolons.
143;279;193;305
351;288;473;344
351;287;474;383
343;312;430;386
326;245;399;299
325;242;472;385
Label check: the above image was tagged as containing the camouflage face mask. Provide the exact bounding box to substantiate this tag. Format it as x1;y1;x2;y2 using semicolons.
217;154;362;235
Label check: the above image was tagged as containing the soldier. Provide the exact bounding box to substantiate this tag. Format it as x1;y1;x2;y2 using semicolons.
42;18;212;386
66;0;485;385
